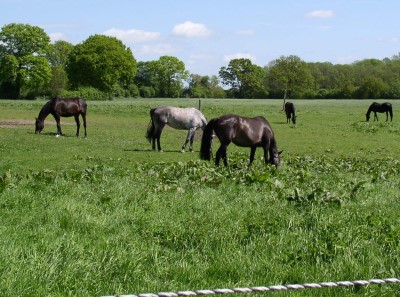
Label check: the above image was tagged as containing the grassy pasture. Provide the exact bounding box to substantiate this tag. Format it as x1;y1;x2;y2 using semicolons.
1;98;399;173
0;98;400;296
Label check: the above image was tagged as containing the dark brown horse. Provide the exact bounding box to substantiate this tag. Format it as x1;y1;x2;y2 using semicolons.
200;114;281;168
366;102;393;122
284;102;296;124
35;96;87;137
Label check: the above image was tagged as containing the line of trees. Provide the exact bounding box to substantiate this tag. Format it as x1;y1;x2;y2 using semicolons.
1;23;400;100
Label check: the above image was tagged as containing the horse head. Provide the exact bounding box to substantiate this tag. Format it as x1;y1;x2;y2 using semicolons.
270;150;282;169
35;117;44;134
365;113;370;122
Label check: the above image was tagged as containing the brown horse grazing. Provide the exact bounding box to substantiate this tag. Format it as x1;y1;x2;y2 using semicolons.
284;102;296;124
35;96;87;137
200;114;281;168
366;102;393;122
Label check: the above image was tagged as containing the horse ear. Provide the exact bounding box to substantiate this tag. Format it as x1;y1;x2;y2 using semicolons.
278;150;283;155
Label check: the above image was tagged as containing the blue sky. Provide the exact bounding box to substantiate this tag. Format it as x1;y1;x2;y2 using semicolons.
2;0;400;75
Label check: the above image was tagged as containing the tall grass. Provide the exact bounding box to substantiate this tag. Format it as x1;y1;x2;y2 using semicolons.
0;99;399;296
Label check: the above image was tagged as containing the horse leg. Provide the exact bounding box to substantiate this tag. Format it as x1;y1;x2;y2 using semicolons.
215;145;223;166
222;146;228;166
182;128;194;153
74;115;81;137
249;147;257;167
215;143;229;166
385;111;388;122
156;137;162;152
374;112;378;121
82;114;87;137
216;143;229;166
188;128;196;152
155;125;165;152
54;115;62;136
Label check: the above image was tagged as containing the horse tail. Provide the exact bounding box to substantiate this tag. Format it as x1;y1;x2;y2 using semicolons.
389;104;393;121
79;98;87;113
200;118;216;160
145;108;156;143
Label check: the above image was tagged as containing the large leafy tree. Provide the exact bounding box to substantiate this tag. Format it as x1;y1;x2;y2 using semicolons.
154;56;188;97
67;34;137;96
47;40;74;96
265;55;313;100
219;58;268;98
186;74;226;98
0;23;51;98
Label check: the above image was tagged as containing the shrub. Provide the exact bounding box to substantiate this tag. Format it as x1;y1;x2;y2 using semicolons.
62;86;109;101
139;86;156;98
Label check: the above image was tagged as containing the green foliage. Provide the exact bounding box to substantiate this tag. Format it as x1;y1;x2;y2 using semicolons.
265;55;314;98
219;58;268;98
46;41;74;96
134;57;188;98
0;23;51;98
186;74;226;98
67;34;137;95
355;76;388;99
139;85;156;98
0;98;400;295
62;86;108;101
0;155;399;296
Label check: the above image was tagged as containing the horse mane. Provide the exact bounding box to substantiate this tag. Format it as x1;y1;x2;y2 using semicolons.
367;102;375;112
37;100;53;121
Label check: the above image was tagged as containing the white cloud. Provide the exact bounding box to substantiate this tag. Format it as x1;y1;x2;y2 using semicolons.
224;53;256;63
187;54;217;65
236;29;255;36
136;43;180;55
306;10;334;18
334;55;358;64
103;28;161;43
190;54;216;61
49;32;68;42
172;21;212;38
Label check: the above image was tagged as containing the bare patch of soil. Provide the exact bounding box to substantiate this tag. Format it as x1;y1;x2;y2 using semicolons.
0;120;34;128
0;119;73;128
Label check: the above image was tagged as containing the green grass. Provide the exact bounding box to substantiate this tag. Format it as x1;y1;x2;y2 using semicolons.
0;98;400;296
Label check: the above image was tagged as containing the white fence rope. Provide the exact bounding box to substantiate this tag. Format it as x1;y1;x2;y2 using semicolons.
101;277;400;297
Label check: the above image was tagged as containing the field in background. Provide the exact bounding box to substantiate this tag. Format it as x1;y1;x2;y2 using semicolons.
1;98;399;174
0;99;399;296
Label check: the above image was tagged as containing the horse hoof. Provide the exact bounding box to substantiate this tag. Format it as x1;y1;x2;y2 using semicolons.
181;149;185;153
56;134;60;138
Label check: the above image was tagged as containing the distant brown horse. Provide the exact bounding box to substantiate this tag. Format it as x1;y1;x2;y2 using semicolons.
200;114;281;168
366;102;393;122
35;96;87;137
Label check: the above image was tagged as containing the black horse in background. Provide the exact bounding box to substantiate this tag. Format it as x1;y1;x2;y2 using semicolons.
200;114;281;168
366;102;393;122
284;102;296;124
35;96;88;137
